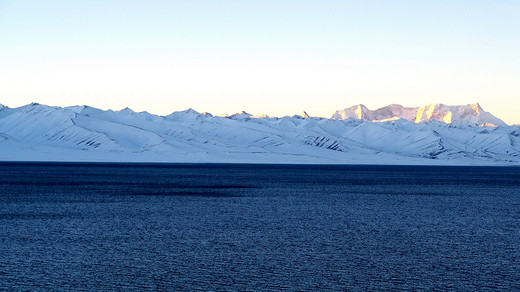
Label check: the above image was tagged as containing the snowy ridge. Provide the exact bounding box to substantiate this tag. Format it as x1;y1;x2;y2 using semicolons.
332;103;506;127
0;102;519;165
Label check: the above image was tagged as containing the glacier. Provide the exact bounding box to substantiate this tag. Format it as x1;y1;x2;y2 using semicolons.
0;102;519;165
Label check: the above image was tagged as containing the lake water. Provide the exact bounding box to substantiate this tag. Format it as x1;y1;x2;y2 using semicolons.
1;163;519;290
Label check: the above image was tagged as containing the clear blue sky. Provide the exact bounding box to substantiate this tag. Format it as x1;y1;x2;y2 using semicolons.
1;0;519;123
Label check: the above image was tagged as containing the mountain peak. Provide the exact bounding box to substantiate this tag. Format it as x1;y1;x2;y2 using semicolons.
298;111;310;118
118;107;135;113
332;104;371;120
165;108;203;120
471;103;482;113
228;111;252;120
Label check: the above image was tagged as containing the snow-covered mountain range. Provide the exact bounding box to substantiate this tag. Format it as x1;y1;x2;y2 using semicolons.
331;103;506;126
1;102;519;165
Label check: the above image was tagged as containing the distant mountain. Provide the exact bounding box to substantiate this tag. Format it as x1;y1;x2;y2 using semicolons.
0;102;518;165
331;103;506;127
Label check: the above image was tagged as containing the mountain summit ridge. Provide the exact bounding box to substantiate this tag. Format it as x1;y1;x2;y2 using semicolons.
0;102;508;126
331;103;505;127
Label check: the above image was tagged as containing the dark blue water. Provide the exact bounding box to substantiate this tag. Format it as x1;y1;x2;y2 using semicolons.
1;163;519;290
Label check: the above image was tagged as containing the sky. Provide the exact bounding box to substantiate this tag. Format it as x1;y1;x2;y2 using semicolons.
0;0;519;124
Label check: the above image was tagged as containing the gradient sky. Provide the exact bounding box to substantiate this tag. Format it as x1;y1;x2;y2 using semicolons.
1;0;519;124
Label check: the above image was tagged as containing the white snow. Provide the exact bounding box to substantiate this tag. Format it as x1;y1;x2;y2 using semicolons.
0;102;518;165
332;103;507;127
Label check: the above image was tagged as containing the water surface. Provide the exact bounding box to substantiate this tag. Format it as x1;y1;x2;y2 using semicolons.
1;163;519;290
